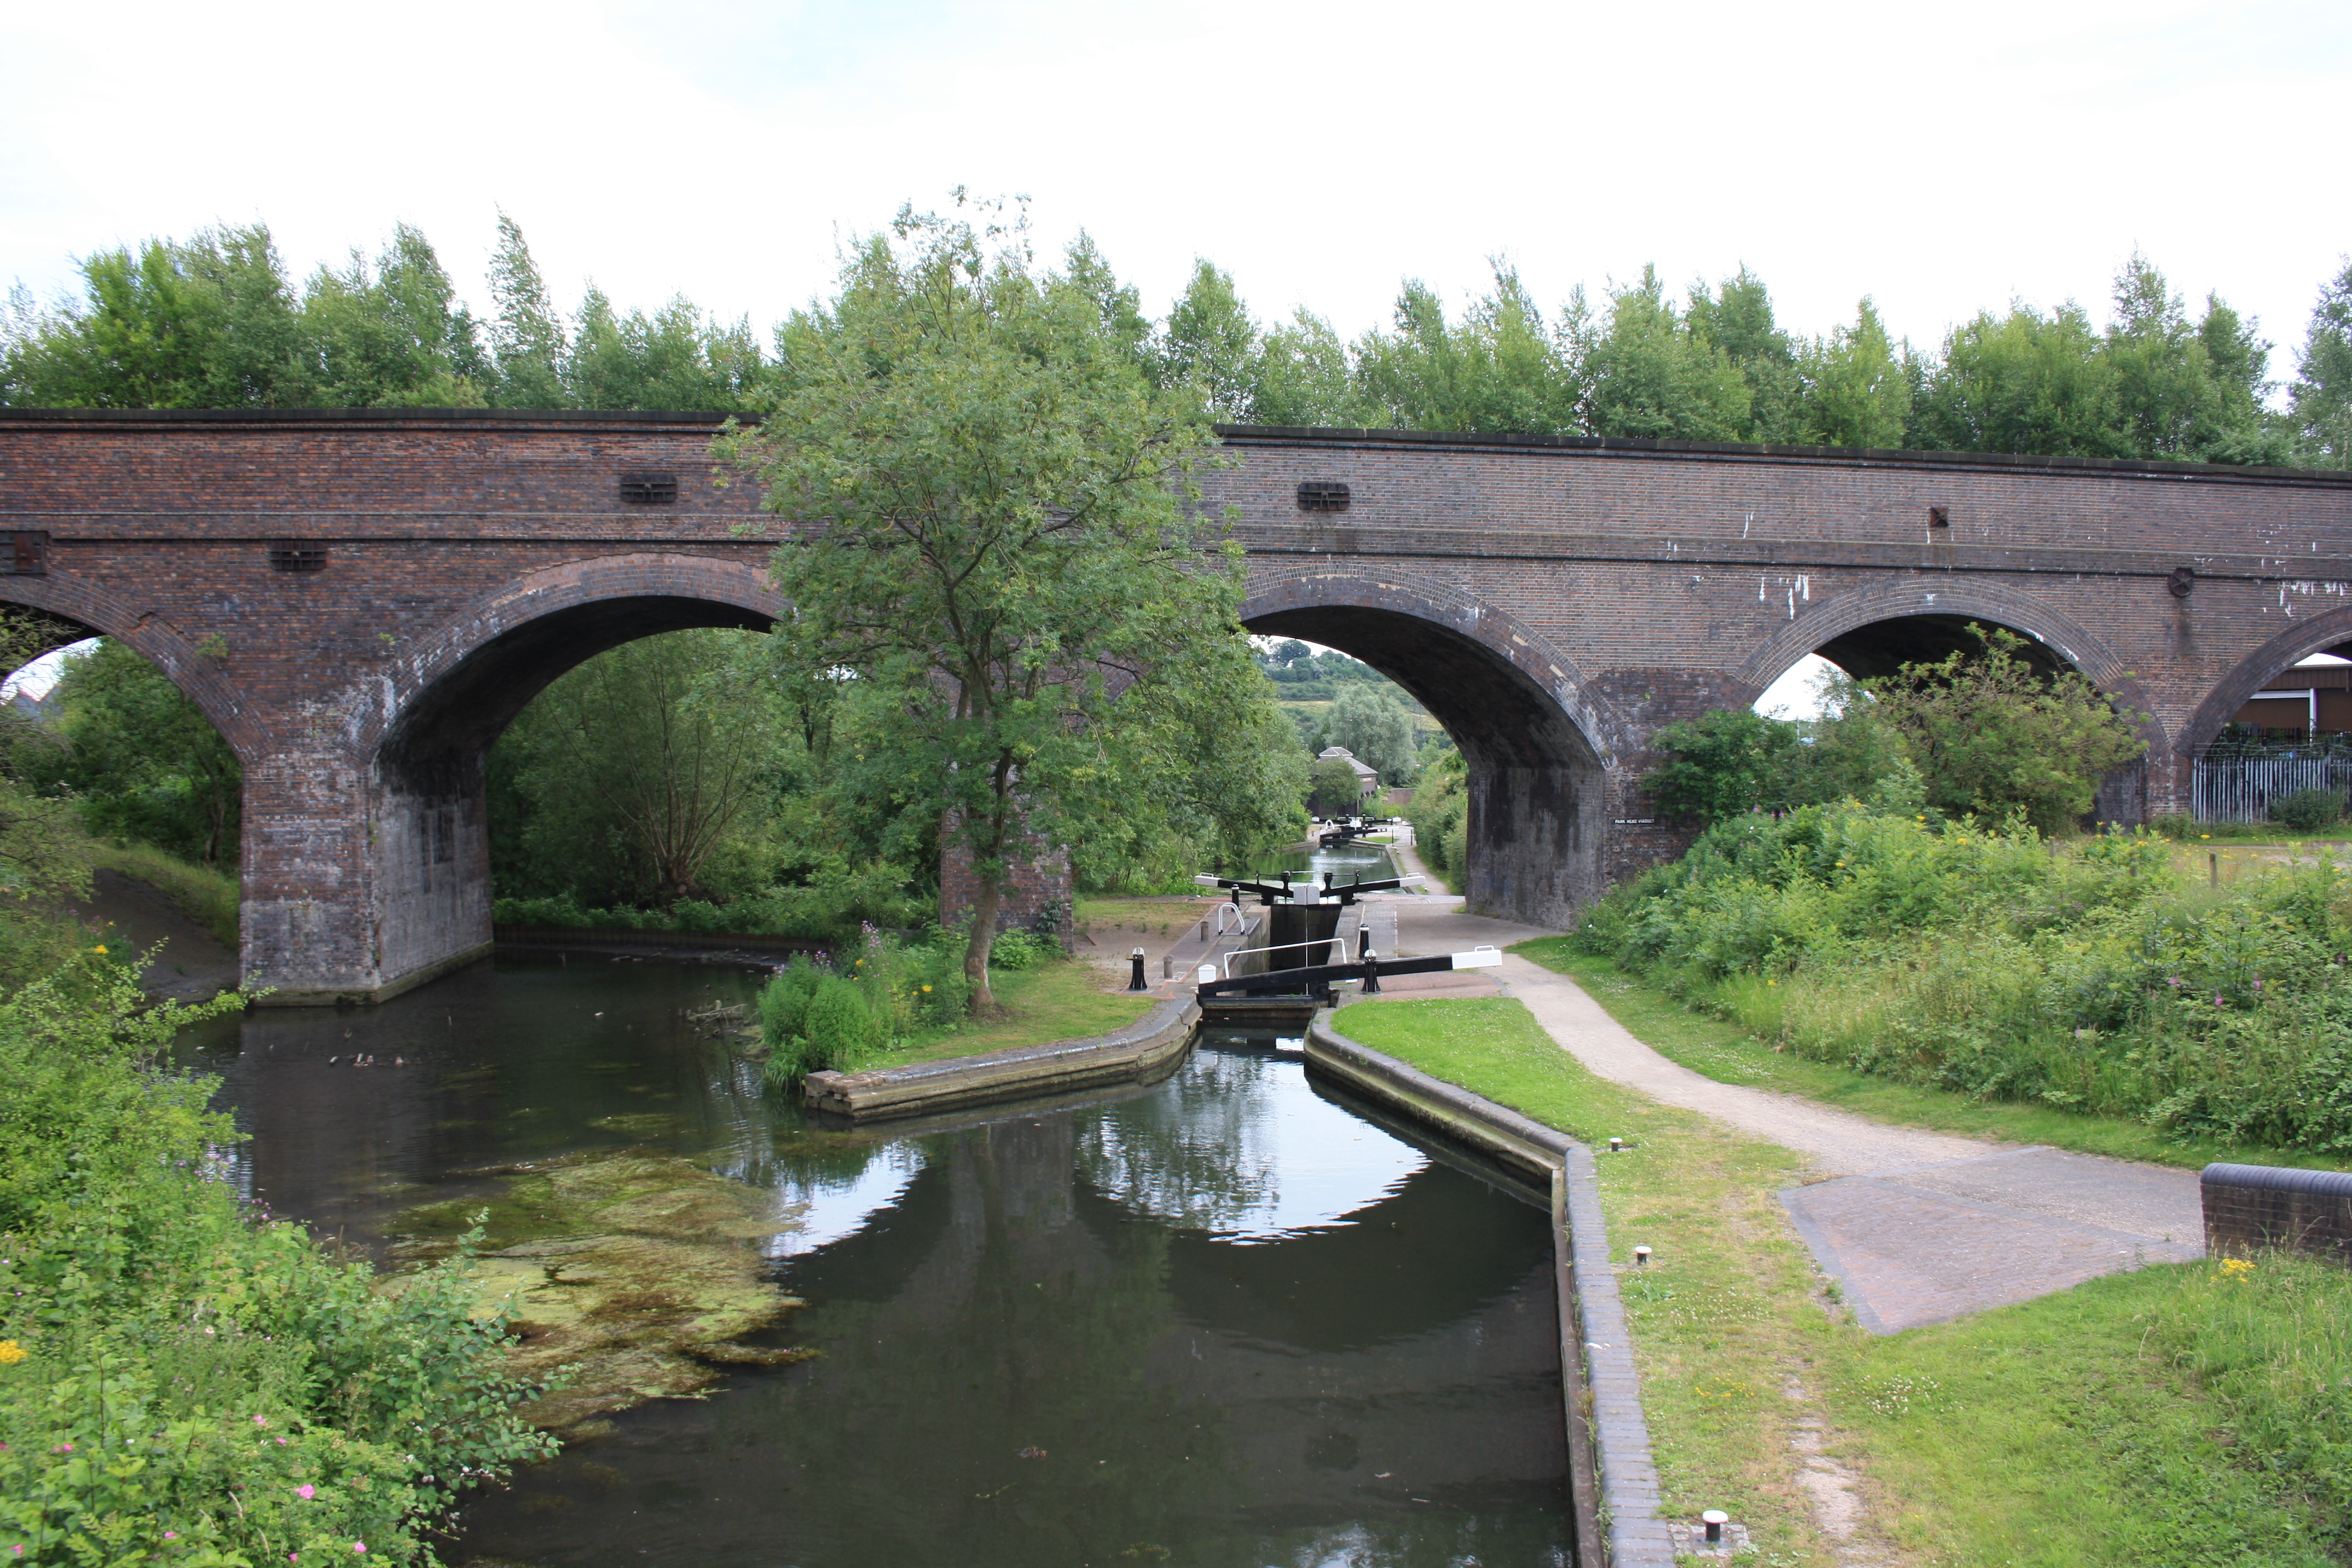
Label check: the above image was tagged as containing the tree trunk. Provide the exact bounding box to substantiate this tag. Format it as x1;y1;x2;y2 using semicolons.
964;877;1000;1013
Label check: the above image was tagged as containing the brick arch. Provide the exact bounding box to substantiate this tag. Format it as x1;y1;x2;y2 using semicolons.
1240;566;1613;927
359;552;781;776
1735;577;2167;751
1240;566;1627;763
0;573;266;760
2178;603;2352;756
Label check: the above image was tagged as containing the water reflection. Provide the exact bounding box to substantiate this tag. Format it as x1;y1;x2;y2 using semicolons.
181;956;1572;1567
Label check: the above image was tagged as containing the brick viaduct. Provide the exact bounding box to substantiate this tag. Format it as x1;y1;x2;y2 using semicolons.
2;408;2348;1004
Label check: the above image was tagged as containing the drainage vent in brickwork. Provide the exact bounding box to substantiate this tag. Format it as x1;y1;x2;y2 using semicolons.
267;541;328;573
619;471;679;504
1296;480;1350;512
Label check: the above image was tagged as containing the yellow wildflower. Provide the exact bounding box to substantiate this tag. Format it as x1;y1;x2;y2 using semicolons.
2220;1258;2255;1278
0;1340;26;1365
921;985;932;993
93;945;107;956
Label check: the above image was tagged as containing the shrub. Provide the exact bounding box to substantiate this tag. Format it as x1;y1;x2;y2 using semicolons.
987;928;1056;971
2269;787;2347;831
803;976;874;1074
0;959;555;1566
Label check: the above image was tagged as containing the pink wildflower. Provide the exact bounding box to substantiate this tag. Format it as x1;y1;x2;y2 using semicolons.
253;1416;269;1428
297;1485;316;1500
165;1533;178;1540
353;1544;367;1555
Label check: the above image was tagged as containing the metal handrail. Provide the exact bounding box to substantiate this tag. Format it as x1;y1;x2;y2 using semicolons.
1213;903;1252;937
1222;933;1348;979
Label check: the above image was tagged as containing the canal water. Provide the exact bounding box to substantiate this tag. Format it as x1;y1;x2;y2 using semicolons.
180;955;1572;1568
1249;839;1397;886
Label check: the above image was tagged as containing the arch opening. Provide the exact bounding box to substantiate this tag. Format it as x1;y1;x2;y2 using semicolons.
355;583;779;1001
1240;599;1606;929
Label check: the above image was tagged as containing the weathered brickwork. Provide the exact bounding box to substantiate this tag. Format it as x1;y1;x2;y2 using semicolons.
1;409;2346;998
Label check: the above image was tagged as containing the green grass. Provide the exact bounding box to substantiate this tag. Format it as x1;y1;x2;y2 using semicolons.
90;840;238;947
859;959;1154;1071
1332;995;2351;1566
1513;939;2352;1174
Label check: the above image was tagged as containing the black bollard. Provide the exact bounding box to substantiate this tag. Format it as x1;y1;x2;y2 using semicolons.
1128;947;1148;991
1361;947;1380;994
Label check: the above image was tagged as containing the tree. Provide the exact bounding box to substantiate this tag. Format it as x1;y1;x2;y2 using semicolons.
1912;299;2120;457
1579;266;1751;440
1644;707;1803;823
1253;307;1364;426
1688;266;1804;442
1799;299;1912;449
1866;626;2146;832
494;629;784;905
22;638;241;868
1353;264;1583;435
1327;684;1417;786
2289;258;2352;466
1157;260;1260;420
1308;756;1362;817
724;197;1249;1011
484;211;569;409
298;223;485;407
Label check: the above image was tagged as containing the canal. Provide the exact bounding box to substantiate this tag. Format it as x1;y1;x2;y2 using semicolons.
180;953;1572;1567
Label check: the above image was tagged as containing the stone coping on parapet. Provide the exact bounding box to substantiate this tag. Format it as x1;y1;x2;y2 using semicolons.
1305;1010;1675;1568
7;406;2345;487
801;992;1199;1123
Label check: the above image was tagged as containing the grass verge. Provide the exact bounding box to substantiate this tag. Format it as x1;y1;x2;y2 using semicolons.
1333;995;2351;1566
1513;939;2351;1173
90;839;238;947
861;959;1155;1071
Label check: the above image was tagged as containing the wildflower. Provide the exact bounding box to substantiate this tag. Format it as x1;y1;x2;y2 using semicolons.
93;944;108;955
253;1416;269;1427
921;985;932;993
0;1341;25;1365
2221;1257;2256;1277
277;1436;288;1445
353;1545;367;1555
298;1485;315;1500
165;1534;178;1541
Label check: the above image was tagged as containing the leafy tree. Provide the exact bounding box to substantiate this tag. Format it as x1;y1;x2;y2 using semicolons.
1354;264;1583;435
1405;746;1468;874
1252;307;1364;426
492;629;784;905
567;287;768;410
1308;755;1363;816
484;211;569;409
1074;687;1307;887
298;223;485;407
724;197;1250;1010
1688;266;1805;442
1058;231;1154;370
2102;255;2284;464
1327;683;1417;786
1798;298;1912;448
1644;707;1803;823
21;638;241;868
1912;299;2120;456
1579;265;1750;440
2289;257;2352;466
1157;260;1260;420
1866;625;2145;832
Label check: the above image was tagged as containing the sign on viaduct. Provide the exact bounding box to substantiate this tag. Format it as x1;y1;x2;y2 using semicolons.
2;408;2347;1004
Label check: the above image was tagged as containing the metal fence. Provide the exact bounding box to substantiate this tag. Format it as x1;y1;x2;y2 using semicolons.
2192;751;2352;822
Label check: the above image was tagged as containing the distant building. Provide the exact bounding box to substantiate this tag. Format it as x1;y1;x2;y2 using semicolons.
2230;661;2352;739
1317;746;1379;803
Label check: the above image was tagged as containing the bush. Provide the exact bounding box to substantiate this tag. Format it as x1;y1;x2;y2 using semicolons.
0;958;555;1565
803;976;875;1074
986;928;1056;971
2269;787;2347;831
1581;801;2352;1150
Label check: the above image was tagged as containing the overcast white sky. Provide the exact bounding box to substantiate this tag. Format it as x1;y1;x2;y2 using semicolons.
4;0;2348;363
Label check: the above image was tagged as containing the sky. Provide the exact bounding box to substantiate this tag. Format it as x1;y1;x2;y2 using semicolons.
4;0;2350;365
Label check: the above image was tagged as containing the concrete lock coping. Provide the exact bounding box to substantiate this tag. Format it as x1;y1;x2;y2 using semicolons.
1305;1011;1676;1568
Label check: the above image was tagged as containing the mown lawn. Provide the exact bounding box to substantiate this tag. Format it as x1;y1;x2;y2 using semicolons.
1332;995;2350;1567
860;958;1154;1070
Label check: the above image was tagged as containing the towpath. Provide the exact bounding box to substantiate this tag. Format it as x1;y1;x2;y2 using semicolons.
1354;837;2203;1333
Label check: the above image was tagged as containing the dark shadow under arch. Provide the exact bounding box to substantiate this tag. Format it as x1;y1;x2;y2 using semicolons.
1242;569;1615;927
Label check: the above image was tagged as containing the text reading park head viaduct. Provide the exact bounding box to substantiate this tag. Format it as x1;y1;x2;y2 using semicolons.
1;408;2347;1003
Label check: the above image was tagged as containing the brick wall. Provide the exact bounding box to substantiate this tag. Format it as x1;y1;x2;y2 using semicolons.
2203;1163;2352;1264
2;410;2345;994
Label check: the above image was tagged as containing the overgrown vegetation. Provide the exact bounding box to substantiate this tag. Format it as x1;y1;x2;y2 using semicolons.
1338;995;2352;1565
1579;800;2352;1150
1404;748;1468;878
0;956;556;1565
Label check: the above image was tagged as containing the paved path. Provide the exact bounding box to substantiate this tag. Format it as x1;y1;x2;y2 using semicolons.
1365;884;2204;1333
